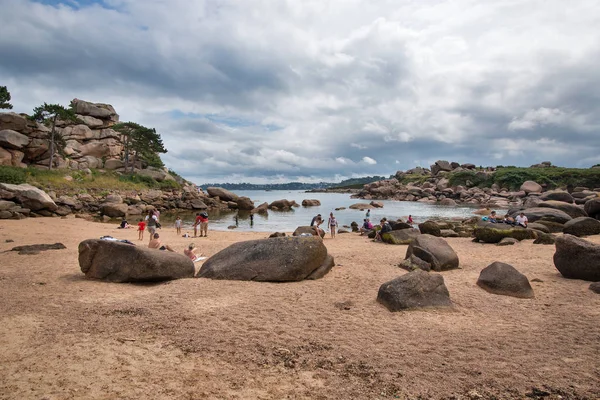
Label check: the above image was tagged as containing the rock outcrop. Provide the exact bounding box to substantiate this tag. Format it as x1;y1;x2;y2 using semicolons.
198;236;334;281
301;199;321;206
562;217;600;237
382;228;421;245
473;223;537;243
78;239;195;282
477;262;534;298
293;226;325;238
553;234;600;281
377;270;452;311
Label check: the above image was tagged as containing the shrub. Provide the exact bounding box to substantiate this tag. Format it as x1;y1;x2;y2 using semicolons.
0;166;27;184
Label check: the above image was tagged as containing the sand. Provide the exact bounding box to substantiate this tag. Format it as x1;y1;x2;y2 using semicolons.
0;217;599;400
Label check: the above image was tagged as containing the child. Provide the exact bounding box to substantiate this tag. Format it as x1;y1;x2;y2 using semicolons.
137;218;146;241
175;216;182;235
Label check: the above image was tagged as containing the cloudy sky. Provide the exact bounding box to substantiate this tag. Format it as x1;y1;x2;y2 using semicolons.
1;0;599;184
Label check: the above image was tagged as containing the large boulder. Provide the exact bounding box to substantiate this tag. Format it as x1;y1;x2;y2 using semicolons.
206;187;239;202
293;226;325;238
251;202;269;214
349;203;372;210
477;262;534;298
0;129;30;149
100;202;128;218
520;181;542;194
79;239;194;282
71;99;118;121
418;220;441;237
0;183;57;211
403;234;459;272
539;190;574;204
430;160;452;175
382;228;421;245
137;168;175;182
511;207;572;224
268;199;298;210
377;270;452;311
235;196;254;210
103;159;124;170
563;217;600;237
553;234;600;281
538;201;587;219
583;197;600;219
473;223;537;243
302;199;321;207
198;236;334;281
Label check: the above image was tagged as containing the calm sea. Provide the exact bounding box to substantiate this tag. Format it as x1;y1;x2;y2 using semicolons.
159;190;484;233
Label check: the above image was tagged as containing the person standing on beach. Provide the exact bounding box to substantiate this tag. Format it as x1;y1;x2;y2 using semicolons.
145;210;158;242
175;216;182;235
137;218;146;241
193;213;201;237
328;212;338;239
250;213;254;227
199;212;209;237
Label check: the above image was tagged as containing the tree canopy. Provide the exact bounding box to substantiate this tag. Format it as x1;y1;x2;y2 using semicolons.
0;86;13;109
113;122;167;171
30;103;79;169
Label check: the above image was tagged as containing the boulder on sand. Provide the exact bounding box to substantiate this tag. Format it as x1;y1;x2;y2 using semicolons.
79;239;195;282
562;217;600;237
418;220;441;237
293;226;325;238
198;236;334;281
473;222;537;243
402;234;459;272
477;262;534;298
382;228;420;245
0;183;57;211
100;202;128;218
377;269;452;311
510;207;572;224
583;197;600;219
553;234;600;281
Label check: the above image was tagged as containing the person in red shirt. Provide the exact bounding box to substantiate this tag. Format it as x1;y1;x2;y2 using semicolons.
199;212;209;237
137;219;146;241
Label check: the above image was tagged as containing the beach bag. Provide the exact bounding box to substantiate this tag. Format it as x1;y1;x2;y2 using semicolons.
155;221;162;228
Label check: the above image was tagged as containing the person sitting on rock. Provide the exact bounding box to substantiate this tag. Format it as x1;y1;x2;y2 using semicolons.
148;233;175;252
503;213;516;226
375;218;392;242
516;212;528;228
359;218;373;235
184;243;203;261
407;215;414;225
488;211;498;223
313;216;324;238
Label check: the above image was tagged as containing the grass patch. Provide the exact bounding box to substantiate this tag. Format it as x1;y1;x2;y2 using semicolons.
0;166;182;192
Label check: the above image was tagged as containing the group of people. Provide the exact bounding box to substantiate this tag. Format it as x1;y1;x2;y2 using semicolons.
486;210;528;227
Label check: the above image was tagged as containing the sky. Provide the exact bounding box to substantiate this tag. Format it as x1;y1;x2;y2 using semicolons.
1;0;599;184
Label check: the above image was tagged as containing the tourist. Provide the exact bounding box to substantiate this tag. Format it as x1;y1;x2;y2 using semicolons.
310;214;322;226
199;212;209;237
366;209;371;218
193;213;201;237
175;215;182;235
137;218;146;241
145;210;158;241
488;210;498;223
250;213;254;227
407;215;414;225
516;212;528;228
148;233;175;252
184;243;202;260
503;213;516;226
119;218;131;229
313;216;324;238
375;218;392;242
328;212;338;239
359;218;373;235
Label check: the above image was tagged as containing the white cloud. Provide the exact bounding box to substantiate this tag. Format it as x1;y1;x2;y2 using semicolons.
1;0;600;182
362;156;377;165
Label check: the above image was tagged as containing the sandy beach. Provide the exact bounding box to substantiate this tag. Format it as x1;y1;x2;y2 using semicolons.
0;217;599;400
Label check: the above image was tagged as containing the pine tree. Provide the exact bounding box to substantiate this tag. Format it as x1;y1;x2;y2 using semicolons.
29;103;78;169
0;86;13;109
113;122;167;172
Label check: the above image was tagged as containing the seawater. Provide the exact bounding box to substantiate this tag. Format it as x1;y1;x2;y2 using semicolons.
158;190;485;233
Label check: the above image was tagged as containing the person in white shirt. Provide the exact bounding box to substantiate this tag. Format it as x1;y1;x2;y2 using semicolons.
516;212;528;228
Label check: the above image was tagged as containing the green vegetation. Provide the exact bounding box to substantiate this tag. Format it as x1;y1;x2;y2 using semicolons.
112;122;167;172
29;103;79;169
0;85;13;109
396;174;432;186
0;165;181;192
448;167;600;190
331;175;387;189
